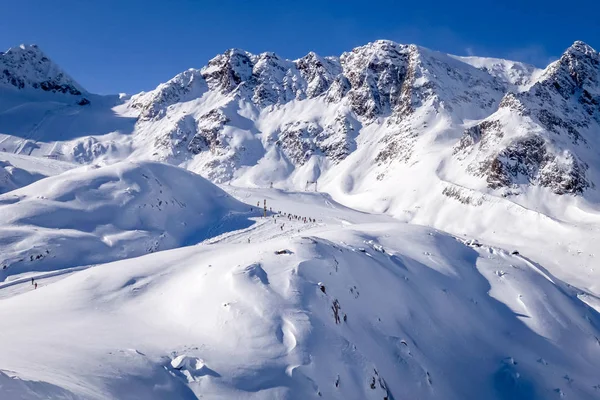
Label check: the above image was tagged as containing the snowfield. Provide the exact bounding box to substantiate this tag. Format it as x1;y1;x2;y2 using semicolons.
1;181;599;399
0;40;599;399
0;161;252;282
0;171;599;399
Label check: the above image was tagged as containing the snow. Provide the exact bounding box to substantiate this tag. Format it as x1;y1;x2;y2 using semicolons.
0;184;599;399
451;54;543;90
0;161;252;281
0;151;76;193
0;39;598;399
0;44;84;95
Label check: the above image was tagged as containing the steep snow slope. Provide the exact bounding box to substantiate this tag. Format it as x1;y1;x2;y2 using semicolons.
0;187;599;399
451;55;542;90
0;161;252;281
0;87;135;162
0;151;76;193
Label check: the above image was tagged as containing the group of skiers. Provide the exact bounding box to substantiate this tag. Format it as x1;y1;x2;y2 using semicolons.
246;200;318;242
281;213;315;224
250;200;316;224
31;277;37;289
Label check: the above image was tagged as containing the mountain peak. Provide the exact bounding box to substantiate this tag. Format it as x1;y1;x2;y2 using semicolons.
0;43;85;95
566;40;597;56
539;39;600;97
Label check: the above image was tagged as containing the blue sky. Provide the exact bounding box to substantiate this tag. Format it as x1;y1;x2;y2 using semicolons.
2;0;599;94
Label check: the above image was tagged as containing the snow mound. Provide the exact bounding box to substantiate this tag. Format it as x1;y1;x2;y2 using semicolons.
0;159;44;194
0;161;252;280
0;152;76;194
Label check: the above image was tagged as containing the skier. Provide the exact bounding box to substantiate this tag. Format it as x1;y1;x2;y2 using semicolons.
31;278;34;285
34;283;38;289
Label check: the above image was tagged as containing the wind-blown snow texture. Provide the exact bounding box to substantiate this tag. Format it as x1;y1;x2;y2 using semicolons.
0;41;599;399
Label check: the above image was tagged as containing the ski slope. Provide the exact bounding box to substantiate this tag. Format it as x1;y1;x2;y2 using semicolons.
0;163;599;399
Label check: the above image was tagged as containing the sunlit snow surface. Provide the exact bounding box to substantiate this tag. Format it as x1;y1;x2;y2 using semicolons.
0;41;599;399
0;165;598;399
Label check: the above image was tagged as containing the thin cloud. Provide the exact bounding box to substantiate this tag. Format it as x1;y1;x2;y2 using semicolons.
504;45;558;67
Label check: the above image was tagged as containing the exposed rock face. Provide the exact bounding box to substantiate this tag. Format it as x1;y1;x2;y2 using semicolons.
296;52;341;98
273;112;359;165
340;41;411;119
130;69;208;121
0;44;84;95
454;41;599;195
482;135;589;194
202;49;254;94
129;39;522;180
188;109;230;154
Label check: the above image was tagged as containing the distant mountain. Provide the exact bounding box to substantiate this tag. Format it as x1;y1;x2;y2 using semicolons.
0;44;85;95
0;40;598;209
454;41;600;195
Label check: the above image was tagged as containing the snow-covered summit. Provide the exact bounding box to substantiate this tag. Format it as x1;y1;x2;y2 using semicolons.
0;44;85;95
454;41;600;196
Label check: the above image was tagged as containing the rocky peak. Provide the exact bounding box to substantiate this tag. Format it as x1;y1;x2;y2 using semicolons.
130;68;207;120
340;41;412;119
0;44;84;95
251;51;299;106
538;41;599;99
201;48;254;93
454;42;599;196
295;52;341;98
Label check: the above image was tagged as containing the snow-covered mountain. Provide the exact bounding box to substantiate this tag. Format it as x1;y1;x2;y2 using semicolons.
0;44;85;96
2;40;598;204
1;40;600;399
124;40;600;201
454;41;600;196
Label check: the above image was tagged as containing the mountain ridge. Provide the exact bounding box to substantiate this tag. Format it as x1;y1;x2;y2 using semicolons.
0;40;598;207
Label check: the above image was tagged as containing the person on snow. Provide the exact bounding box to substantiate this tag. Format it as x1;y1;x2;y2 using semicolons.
34;283;38;289
31;278;34;285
